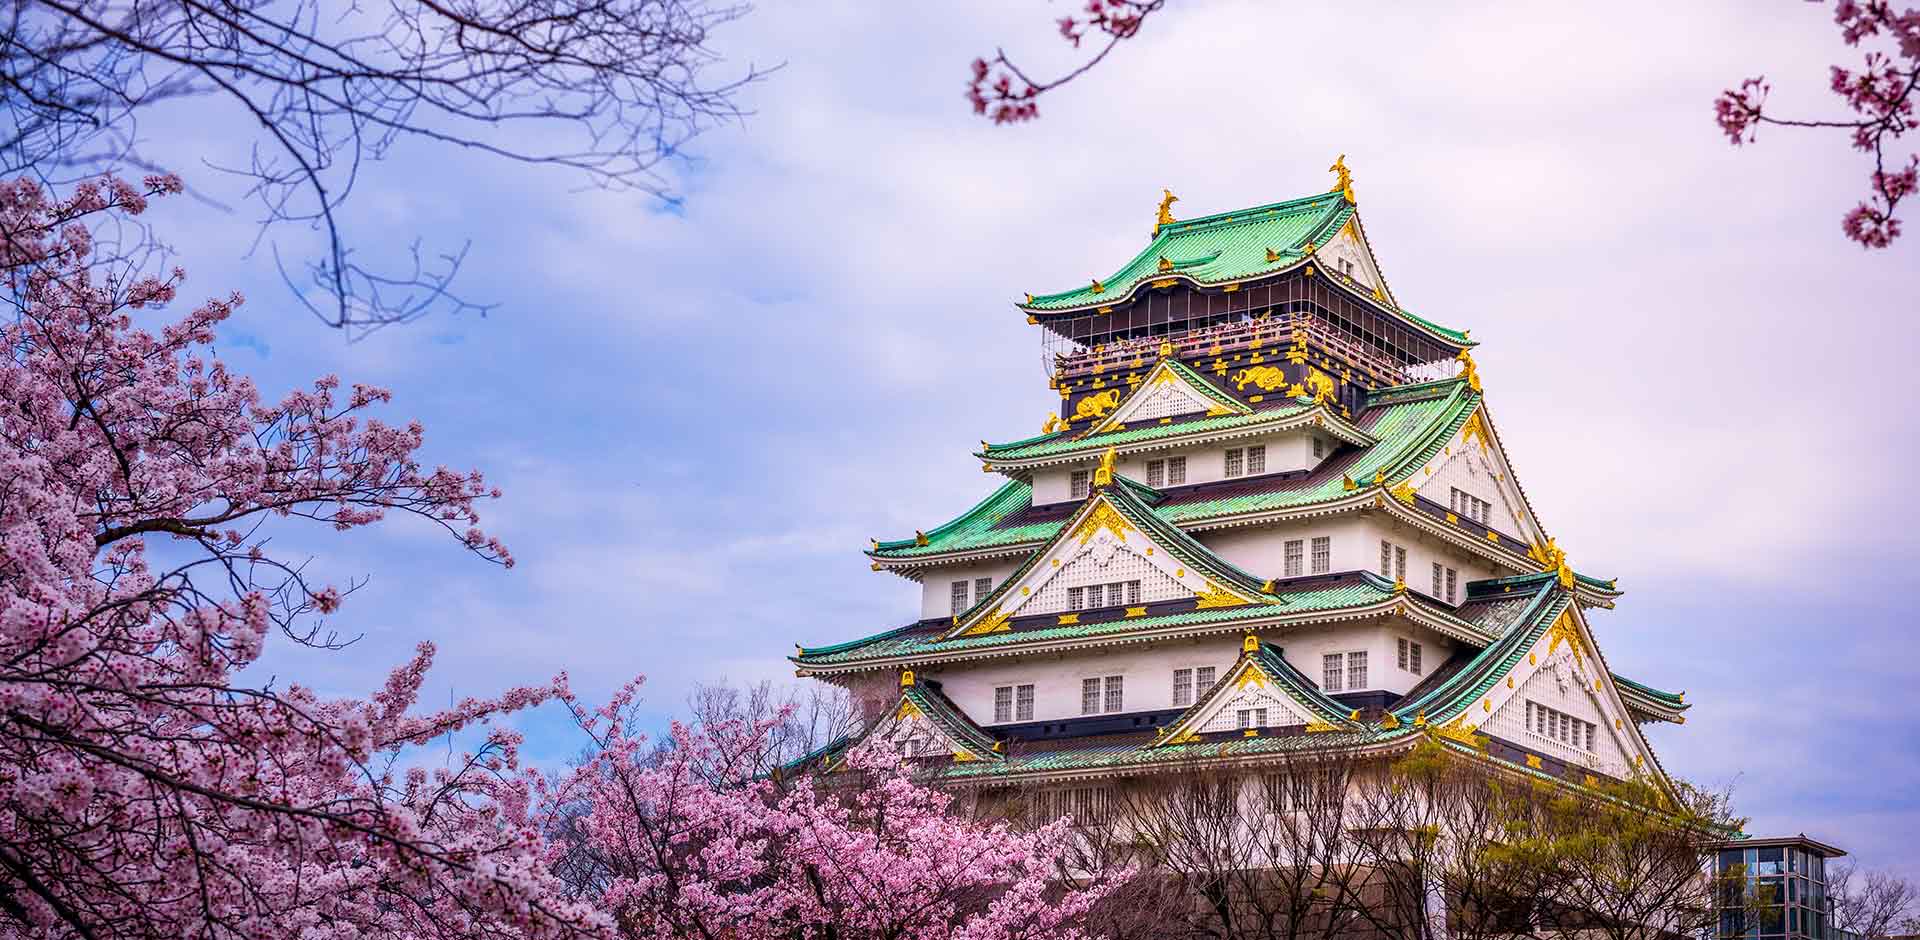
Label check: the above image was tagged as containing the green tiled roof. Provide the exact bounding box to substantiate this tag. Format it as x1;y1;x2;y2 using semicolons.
1392;581;1565;724
939;727;1392;781
875;379;1477;561
904;682;1003;761
1612;673;1688;708
1017;190;1469;344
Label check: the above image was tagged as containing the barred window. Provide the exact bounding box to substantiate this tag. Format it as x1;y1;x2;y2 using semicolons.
950;580;969;613
1410;642;1422;674
1263;773;1294;813
1173;668;1194;706
1431;562;1443;596
1224;448;1244;478
1084;583;1103;608
1016;684;1035;721
1146;459;1166;487
1167;456;1187;484
1070;470;1090;500
1103;675;1123;713
1347;651;1368;690
1247;445;1266;475
1381;541;1394;577
1445;568;1458;603
1395;546;1407;582
1284;539;1305;577
1081;678;1101;715
1311;536;1332;574
1323;653;1345;692
1195;665;1216;691
1042;786;1111;826
1068;587;1084;610
1397;637;1409;671
994;686;1013;723
1313;437;1326;459
975;577;992;601
1235;707;1269;729
1126;580;1141;604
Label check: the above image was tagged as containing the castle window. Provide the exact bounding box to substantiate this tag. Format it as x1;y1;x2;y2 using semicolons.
1126;580;1141;604
1103;675;1124;713
1224;448;1244;478
1284;539;1305;577
1041;786;1111;826
1146;459;1165;487
994;686;1013;723
1450;487;1491;525
1081;678;1100;715
1431;562;1443;596
1346;651;1368;689
975;576;992;602
1068;587;1084;610
1237;707;1268;730
1381;541;1393;577
1445;568;1458;603
1323;653;1345;692
1246;445;1266;475
1311;536;1331;574
1527;700;1596;751
1084;583;1104;608
1196;665;1216;691
1167;456;1186;484
1173;668;1193;706
1395;546;1407;582
1070;470;1090;500
1398;638;1423;675
1016;683;1034;721
950;580;969;613
1313;437;1326;459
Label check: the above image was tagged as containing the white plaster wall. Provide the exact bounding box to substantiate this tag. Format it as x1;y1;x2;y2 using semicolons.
1197;514;1508;599
922;618;1464;727
1024;429;1323;507
926;637;1244;725
917;558;1023;619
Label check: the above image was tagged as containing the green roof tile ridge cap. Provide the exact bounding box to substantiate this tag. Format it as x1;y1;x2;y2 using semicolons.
873;479;1029;553
1160;191;1346;235
1611;673;1687;706
795;619;934;660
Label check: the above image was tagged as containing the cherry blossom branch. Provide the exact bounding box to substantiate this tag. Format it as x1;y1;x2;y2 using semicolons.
1716;1;1919;247
967;0;1165;124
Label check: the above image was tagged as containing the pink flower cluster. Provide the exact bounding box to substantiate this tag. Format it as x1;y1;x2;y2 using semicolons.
1717;1;1918;247
0;176;599;939
538;679;1121;940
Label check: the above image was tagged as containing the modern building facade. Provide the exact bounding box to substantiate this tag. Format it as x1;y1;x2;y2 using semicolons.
1714;835;1850;940
793;162;1691;808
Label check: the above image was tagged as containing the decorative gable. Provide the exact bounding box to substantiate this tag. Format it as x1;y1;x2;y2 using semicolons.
1089;359;1248;433
1414;406;1544;545
948;484;1271;638
871;679;1000;763
1155;639;1361;745
1316;216;1396;307
1470;608;1660;783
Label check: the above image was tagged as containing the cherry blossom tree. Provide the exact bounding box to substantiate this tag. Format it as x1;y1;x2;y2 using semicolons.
0;174;602;939
540;678;1120;940
1718;1;1919;247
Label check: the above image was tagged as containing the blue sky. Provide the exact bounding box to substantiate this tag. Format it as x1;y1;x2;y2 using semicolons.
128;1;1916;874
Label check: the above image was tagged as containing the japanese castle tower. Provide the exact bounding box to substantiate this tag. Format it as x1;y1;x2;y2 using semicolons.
794;160;1689;798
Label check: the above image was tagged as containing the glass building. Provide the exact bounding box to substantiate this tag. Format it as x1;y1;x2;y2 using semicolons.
1714;835;1848;940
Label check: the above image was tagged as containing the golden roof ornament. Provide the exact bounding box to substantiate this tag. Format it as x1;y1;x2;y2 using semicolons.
1089;278;1105;294
1157;255;1174;273
1265;247;1282;263
900;669;916;688
1328;154;1356;204
1154;188;1179;235
1092;446;1118;487
1158;339;1174;358
1456;349;1482;392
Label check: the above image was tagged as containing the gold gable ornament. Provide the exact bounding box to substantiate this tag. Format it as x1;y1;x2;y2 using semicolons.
1328;154;1356;204
1092;446;1118;487
899;670;916;688
1194;580;1247;610
1242;633;1260;653
1154;188;1179;235
1456;348;1482;392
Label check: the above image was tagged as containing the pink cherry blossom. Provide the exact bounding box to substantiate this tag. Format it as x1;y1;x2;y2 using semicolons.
0;176;601;940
